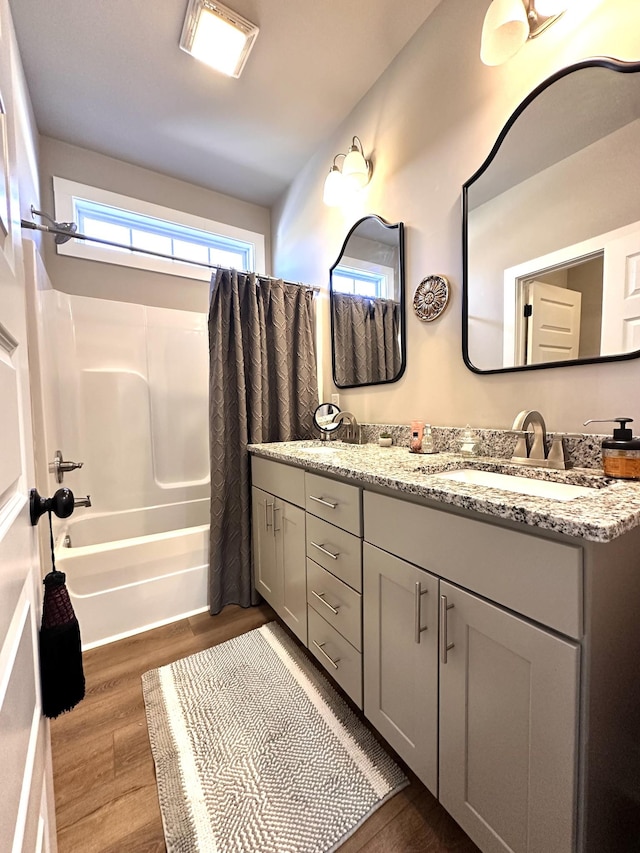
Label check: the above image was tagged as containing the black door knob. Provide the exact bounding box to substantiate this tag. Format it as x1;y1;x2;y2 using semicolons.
30;487;76;526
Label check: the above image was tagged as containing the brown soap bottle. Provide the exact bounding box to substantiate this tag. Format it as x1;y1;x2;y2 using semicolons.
584;417;640;480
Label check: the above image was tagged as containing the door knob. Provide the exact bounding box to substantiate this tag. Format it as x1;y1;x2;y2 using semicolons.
49;450;84;483
30;487;76;526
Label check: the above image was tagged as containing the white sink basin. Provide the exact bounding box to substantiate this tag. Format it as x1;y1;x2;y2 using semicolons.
430;469;595;502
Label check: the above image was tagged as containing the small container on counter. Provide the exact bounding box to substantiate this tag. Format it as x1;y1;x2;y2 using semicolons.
459;425;479;457
410;420;424;453
584;417;640;480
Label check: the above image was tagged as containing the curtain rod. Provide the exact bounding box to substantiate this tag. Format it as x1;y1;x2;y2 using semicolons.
20;218;320;292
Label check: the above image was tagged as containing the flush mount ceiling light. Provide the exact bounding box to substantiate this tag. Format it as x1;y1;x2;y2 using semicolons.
481;0;572;66
180;0;259;78
322;137;372;207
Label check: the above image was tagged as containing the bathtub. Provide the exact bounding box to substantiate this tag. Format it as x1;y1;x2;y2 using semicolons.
55;500;210;649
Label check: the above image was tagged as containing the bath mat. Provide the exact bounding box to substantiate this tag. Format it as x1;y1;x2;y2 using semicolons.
142;621;408;853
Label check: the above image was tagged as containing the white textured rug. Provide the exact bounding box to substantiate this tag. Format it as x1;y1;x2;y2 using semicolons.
142;621;408;853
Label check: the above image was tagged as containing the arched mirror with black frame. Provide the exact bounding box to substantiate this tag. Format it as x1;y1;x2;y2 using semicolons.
330;215;406;389
463;57;640;374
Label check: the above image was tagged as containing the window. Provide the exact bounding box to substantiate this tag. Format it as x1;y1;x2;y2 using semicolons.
53;177;266;281
332;256;394;300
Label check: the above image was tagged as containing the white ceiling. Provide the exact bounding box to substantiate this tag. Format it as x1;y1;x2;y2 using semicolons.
10;0;442;207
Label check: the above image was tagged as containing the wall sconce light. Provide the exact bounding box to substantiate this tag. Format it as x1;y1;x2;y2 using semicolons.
481;0;572;66
322;137;372;207
180;0;259;78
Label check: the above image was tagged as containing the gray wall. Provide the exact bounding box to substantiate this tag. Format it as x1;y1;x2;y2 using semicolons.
38;137;271;313
271;0;640;434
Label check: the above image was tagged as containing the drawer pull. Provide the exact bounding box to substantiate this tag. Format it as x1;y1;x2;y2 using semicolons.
312;640;340;670
309;494;338;509
414;582;429;644
310;541;339;560
311;589;340;615
439;594;455;664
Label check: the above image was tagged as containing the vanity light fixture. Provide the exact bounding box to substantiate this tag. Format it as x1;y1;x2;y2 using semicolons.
480;0;572;66
180;0;259;78
322;137;372;207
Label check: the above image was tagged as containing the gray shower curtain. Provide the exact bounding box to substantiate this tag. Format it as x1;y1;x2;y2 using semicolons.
208;269;318;614
332;293;401;386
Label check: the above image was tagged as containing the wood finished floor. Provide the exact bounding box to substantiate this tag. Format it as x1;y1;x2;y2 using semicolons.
50;604;480;853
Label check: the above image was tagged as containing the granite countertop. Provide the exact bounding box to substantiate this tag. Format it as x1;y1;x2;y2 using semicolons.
248;440;640;543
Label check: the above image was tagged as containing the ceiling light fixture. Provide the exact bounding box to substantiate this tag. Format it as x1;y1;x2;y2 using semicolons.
180;0;259;78
480;0;572;66
322;137;372;207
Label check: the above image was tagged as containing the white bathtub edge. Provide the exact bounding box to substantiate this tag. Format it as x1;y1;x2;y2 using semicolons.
81;604;210;652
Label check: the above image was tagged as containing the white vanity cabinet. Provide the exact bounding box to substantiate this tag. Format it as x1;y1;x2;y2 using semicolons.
363;491;581;853
251;457;307;644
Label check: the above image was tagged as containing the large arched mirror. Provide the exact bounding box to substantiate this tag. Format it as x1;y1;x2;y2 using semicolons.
463;58;640;374
330;215;406;388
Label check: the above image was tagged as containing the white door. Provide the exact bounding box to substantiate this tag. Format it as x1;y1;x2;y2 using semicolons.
526;280;582;364
600;230;640;355
0;77;56;853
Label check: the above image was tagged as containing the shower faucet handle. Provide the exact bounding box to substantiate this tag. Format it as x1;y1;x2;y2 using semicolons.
49;450;84;483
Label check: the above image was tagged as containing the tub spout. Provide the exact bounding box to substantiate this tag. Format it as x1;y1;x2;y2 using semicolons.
74;495;92;509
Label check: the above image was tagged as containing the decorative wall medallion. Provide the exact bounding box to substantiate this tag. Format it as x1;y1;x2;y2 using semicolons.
413;275;449;322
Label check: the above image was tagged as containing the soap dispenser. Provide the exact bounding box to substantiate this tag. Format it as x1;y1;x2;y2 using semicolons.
584;417;640;480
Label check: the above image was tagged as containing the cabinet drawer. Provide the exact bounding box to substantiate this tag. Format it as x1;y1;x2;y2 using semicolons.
306;558;362;651
307;607;363;709
306;514;362;592
364;491;582;639
251;456;305;508
305;472;361;535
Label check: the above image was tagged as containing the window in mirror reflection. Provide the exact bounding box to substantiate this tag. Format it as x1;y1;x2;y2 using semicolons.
332;258;394;300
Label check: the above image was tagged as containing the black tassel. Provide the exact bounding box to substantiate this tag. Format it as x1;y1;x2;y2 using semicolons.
39;512;85;719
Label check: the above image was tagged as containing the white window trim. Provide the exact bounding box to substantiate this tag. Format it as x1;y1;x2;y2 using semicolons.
335;255;395;300
53;177;266;281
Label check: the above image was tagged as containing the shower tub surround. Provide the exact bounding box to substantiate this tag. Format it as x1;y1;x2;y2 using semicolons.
35;289;212;648
249;431;640;542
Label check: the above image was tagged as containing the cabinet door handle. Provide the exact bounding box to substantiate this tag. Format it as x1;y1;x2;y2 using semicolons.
308;494;338;509
273;505;281;532
310;541;339;560
414;582;429;644
439;594;455;663
312;640;340;670
311;589;340;615
265;500;274;530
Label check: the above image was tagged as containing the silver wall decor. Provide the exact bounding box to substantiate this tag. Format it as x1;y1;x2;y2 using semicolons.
413;275;449;322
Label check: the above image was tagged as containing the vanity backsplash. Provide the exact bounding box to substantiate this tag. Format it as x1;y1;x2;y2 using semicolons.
358;423;606;470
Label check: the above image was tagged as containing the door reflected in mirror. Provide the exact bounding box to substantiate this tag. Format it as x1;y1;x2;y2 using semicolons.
330;215;405;388
463;59;640;373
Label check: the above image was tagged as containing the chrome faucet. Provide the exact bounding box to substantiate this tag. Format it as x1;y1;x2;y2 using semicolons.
331;411;362;444
511;410;569;470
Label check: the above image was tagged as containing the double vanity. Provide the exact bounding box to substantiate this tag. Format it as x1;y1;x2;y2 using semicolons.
249;438;640;853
